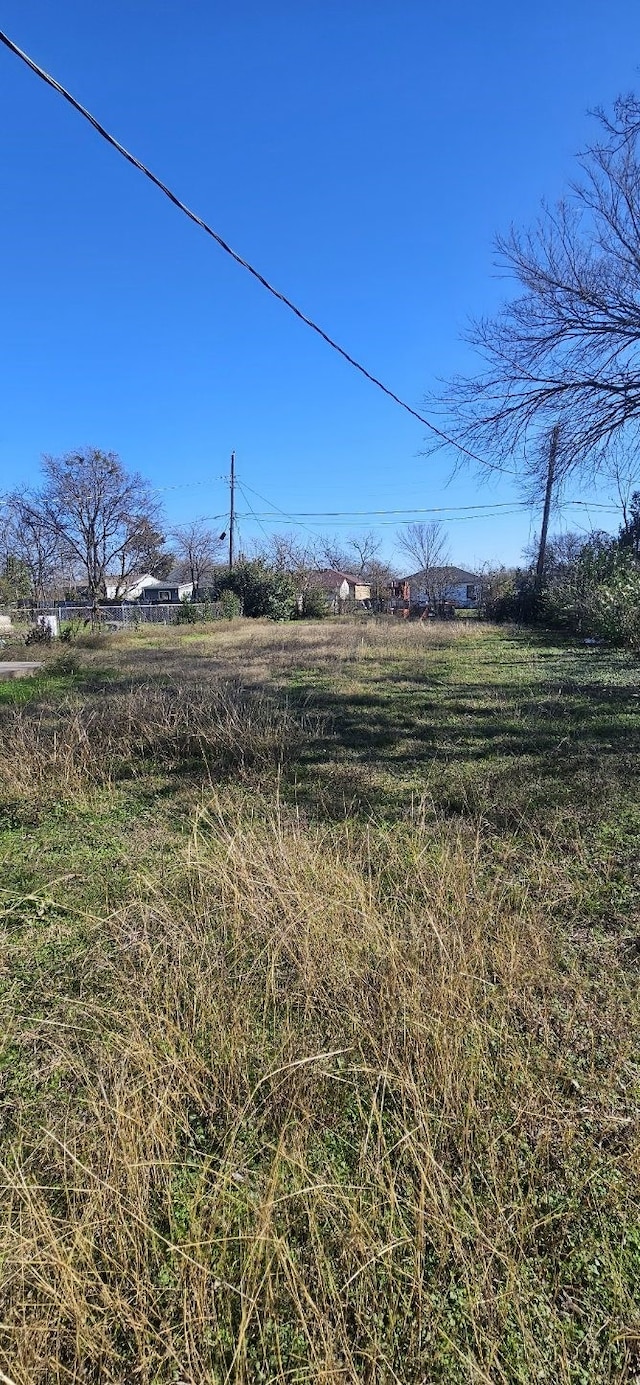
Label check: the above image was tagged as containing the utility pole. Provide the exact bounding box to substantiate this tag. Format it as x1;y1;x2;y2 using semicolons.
228;450;235;571
535;424;559;590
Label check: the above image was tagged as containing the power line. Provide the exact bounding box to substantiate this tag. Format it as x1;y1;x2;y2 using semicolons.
228;482;620;523
238;479;521;518
236;482;273;546
231;508;533;528
151;479;225;494
149;477;618;516
0;27;514;475
241;501;527;518
236;480;321;542
228;504;620;530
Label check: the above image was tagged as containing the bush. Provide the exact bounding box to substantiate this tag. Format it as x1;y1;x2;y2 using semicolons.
218;561;297;621
481;571;543;624
219;589;242;620
173;598;198;625
60;618;89;643
25;623;52;646
580;558;640;652
297;586;329;619
50;651;81;676
488;540;640;653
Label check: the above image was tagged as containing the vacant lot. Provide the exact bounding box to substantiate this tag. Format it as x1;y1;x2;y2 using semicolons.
1;618;639;1383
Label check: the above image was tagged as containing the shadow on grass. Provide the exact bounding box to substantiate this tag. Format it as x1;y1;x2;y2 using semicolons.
283;646;640;826
3;631;638;833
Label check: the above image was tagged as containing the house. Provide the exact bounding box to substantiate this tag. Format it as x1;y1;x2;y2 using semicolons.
402;566;482;612
137;572;195;604
104;572;157;601
307;570;371;611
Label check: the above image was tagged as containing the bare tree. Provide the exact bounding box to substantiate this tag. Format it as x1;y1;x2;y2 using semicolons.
2;492;61;601
361;555;396;606
397;521;450;571
436;97;640;489
171;520;225;593
396;521;451;609
315;531;383;577
318;535;351;572
523;529;587;578
346;531;383;577
619;491;640;558
0;498;29;601
265;531;315;572
35;448;162;600
263;532;321;596
606;442;640;530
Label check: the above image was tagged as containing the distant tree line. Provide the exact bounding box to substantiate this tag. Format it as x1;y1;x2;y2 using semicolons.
4;448;636;639
0;447;401;618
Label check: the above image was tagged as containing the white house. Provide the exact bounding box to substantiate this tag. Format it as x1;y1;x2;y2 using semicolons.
104;572;157;601
104;572;194;603
403;566;482;611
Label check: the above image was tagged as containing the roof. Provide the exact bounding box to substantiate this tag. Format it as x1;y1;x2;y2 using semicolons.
307;569;366;590
104;571;190;589
403;566;481;585
104;571;152;585
139;571;192;588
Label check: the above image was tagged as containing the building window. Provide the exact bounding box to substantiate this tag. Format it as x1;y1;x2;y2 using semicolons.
157;591;172;603
466;584;477;601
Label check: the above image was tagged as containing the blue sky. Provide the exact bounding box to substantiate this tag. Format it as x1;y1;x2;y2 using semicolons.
1;0;638;568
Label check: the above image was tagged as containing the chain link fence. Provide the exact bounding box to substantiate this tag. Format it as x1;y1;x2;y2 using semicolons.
1;603;224;628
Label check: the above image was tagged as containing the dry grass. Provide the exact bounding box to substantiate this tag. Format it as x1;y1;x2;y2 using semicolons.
20;614;484;683
1;619;639;1382
0;679;321;800
2;806;639;1383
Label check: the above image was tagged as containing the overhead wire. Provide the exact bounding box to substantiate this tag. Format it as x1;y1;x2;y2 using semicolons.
231;500;619;519
151;479;227;494
0;27;516;475
222;478;619;528
149;479;618;522
235;479;321;542
231;507;534;528
235;482;272;546
240;500;527;518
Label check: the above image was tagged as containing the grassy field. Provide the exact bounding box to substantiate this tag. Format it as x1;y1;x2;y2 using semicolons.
1;617;639;1384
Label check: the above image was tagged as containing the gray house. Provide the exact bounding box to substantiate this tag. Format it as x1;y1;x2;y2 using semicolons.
403;566;482;611
138;572;194;605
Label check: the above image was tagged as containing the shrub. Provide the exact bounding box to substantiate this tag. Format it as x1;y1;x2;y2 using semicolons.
482;541;640;653
174;598;198;625
482;571;542;624
582;558;640;652
219;589;242;620
50;651;81;676
218;561;297;621
25;622;52;646
60;618;89;643
297;586;329;619
538;546;640;651
199;598;219;623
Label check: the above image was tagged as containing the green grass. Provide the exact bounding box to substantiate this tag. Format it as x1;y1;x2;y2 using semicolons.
0;619;639;1383
0;669;78;705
